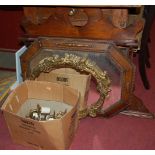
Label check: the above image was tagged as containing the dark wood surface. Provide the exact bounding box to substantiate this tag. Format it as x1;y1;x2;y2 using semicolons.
21;7;143;49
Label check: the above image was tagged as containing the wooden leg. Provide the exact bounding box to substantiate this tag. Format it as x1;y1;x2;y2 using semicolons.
120;94;154;119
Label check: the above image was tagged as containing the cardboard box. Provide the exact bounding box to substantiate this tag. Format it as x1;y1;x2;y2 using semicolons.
36;68;91;113
1;80;79;150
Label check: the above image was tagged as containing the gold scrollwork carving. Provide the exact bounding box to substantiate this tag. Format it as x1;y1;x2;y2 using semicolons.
29;53;111;118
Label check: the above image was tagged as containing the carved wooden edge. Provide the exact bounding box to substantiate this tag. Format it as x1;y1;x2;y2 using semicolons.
111;9;129;29
20;36;138;49
21;7;144;45
23;7;142;29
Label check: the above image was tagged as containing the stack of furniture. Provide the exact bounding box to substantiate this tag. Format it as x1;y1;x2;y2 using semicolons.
20;6;154;119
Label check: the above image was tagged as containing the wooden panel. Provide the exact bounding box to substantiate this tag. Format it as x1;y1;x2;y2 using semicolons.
22;7;144;45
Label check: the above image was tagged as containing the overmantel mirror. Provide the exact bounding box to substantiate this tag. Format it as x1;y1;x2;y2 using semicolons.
20;37;154;119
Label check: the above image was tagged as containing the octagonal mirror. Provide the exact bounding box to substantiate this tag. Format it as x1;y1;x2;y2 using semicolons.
21;37;135;117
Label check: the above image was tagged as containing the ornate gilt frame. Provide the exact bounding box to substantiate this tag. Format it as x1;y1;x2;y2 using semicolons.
29;53;111;118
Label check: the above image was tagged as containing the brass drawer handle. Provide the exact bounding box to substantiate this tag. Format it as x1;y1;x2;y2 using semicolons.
68;8;77;16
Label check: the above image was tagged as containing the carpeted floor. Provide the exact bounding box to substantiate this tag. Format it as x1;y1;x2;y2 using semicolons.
0;71;16;106
0;21;155;150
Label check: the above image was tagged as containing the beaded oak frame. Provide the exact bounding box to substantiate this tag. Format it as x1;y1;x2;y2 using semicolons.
20;37;154;118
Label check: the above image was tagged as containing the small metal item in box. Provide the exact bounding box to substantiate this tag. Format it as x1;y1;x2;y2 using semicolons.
27;104;67;121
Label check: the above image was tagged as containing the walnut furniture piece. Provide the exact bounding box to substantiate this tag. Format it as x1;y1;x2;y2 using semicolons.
20;6;154;119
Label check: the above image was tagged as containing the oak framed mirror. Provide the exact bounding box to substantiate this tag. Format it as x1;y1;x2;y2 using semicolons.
20;37;154;119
